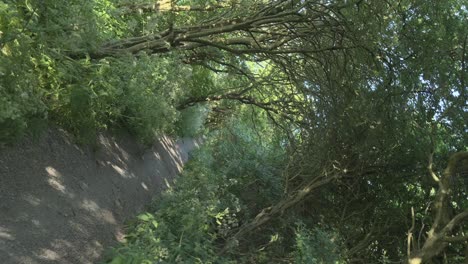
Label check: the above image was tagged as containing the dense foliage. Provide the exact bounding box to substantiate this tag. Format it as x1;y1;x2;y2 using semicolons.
1;0;467;263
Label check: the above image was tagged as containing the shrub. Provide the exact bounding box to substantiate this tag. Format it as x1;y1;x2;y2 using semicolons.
105;119;289;263
176;104;209;137
0;1;184;145
293;223;344;264
0;3;47;142
89;54;186;144
105;148;239;263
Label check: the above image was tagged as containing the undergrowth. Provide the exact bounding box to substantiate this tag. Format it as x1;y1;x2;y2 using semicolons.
103;118;345;263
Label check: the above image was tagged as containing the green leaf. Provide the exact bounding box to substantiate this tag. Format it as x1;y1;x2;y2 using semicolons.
137;213;152;222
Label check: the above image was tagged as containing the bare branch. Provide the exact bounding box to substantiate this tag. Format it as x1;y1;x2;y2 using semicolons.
440;210;468;235
118;0;230;14
407;153;468;263
428;152;440;183
407;207;416;257
70;0;351;61
442;235;468;243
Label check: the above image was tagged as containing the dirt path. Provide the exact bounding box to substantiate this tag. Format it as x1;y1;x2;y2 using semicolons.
0;128;200;264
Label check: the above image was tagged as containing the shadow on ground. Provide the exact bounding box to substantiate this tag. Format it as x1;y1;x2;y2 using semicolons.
0;128;200;264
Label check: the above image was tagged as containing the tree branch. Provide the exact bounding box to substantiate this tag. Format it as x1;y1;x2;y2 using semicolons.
69;0;351;60
118;0;230;14
407;152;468;263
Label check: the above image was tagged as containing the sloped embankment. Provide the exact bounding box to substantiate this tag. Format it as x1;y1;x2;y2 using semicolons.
0;128;200;264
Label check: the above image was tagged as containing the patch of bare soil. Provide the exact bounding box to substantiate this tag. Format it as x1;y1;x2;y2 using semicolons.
0;128;200;264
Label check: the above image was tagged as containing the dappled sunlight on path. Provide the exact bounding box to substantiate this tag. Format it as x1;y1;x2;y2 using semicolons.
0;128;200;264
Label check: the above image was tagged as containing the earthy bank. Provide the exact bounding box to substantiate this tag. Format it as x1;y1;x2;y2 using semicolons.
0;128;200;264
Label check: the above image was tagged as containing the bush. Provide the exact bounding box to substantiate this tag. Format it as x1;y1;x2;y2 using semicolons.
105;119;291;263
89;54;186;144
0;1;185;145
0;3;47;142
105;148;239;263
293;223;344;264
176;104;209;137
